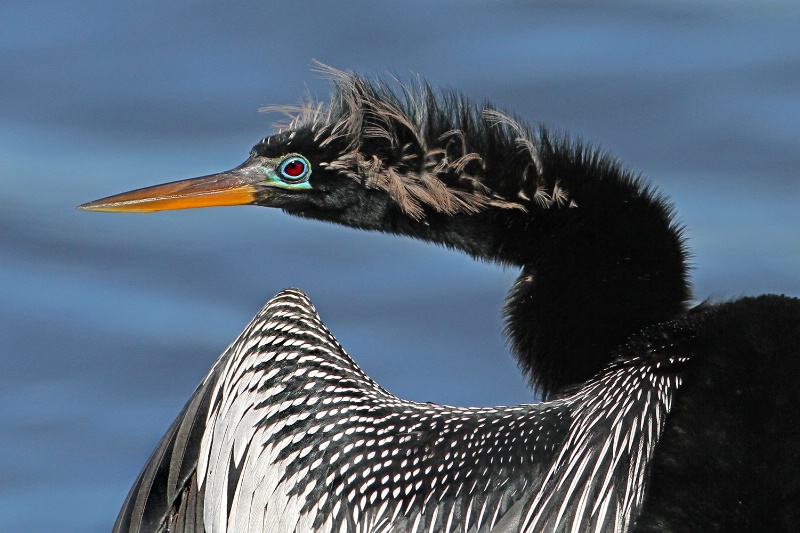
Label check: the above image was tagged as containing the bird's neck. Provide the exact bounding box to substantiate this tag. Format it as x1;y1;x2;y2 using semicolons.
383;135;691;398
502;206;690;398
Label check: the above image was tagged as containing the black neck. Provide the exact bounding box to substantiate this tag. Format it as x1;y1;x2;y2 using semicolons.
386;134;689;397
502;134;690;396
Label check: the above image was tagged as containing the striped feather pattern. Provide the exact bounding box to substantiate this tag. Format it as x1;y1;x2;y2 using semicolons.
113;289;693;533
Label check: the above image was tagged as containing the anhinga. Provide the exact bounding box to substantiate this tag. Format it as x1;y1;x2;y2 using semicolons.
81;66;800;532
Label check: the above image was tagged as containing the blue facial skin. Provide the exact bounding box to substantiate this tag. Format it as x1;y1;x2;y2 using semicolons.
262;154;313;191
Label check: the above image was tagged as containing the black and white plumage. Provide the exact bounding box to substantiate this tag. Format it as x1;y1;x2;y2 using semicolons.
81;66;800;532
115;289;692;533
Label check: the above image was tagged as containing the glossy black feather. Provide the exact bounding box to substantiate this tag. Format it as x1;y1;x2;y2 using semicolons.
635;295;800;532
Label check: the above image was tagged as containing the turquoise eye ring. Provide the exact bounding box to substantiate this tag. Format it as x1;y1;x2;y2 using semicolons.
278;154;311;183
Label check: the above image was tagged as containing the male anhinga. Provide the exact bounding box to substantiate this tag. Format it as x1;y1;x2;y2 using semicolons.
81;66;800;532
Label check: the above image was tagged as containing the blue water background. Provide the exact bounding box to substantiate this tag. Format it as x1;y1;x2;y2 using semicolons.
1;1;799;531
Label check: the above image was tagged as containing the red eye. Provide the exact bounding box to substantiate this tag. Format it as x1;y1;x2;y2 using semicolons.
284;160;304;177
279;155;311;182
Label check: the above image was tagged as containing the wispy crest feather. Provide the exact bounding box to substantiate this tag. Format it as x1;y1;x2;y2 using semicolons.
259;63;568;219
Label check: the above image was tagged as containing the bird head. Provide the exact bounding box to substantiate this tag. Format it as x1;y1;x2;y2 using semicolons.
79;65;531;242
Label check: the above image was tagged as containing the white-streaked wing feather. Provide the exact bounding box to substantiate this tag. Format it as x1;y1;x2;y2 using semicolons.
113;290;690;533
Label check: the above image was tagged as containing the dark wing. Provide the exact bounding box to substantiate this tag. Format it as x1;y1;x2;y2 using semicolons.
112;356;221;533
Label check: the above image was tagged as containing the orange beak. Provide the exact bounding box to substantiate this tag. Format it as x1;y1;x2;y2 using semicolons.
77;165;265;213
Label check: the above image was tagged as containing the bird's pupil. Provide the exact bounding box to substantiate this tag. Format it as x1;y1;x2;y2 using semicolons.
284;160;305;177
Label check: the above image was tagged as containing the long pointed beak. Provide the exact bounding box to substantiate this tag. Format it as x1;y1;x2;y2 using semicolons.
78;164;265;213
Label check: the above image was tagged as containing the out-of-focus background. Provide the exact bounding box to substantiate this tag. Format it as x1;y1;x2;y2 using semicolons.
2;1;799;531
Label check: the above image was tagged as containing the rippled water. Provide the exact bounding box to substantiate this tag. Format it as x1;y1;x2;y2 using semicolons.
2;2;799;531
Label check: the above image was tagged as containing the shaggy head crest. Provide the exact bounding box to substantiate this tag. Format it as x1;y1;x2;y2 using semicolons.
259;63;573;220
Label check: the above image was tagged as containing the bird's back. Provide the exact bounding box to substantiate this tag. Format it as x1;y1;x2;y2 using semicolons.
634;295;800;532
114;289;697;533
